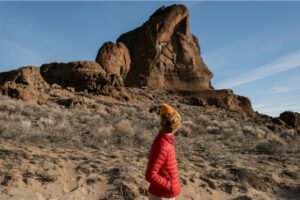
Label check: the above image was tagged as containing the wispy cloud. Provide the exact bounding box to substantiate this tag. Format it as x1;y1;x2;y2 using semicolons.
216;50;300;88
203;19;300;75
270;86;297;94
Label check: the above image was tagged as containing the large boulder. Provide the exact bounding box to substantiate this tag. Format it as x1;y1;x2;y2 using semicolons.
40;61;125;96
279;111;300;129
95;42;131;79
117;4;213;90
0;66;49;103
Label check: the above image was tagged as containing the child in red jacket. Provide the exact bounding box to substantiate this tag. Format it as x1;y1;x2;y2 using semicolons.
145;104;181;200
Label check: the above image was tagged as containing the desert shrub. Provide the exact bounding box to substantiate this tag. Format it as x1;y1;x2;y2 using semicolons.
182;119;202;134
242;125;256;137
195;115;210;125
0;112;10;121
222;127;235;135
206;126;221;134
134;130;153;146
242;125;266;139
97;125;113;139
209;120;220;127
79;114;102;128
255;139;286;155
259;125;271;134
0;122;24;139
256;128;267;139
0;102;17;114
19;131;49;145
179;125;192;137
38;117;55;129
102;119;135;147
228;167;275;191
114;119;134;136
280;129;296;138
96;106;109;118
21;120;32;129
122;106;138;117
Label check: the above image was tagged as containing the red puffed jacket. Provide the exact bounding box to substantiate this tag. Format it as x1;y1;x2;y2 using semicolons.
145;130;181;198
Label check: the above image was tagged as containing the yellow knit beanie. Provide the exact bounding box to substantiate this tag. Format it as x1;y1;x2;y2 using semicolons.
160;104;181;133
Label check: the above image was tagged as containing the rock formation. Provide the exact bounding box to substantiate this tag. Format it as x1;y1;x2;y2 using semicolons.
114;4;255;117
0;67;49;103
40;61;125;96
196;90;255;117
168;89;256;117
1;4;286;118
95;42;131;79
279;111;300;129
117;4;213;90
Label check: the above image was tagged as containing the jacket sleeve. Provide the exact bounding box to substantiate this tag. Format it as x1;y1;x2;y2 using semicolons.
145;146;171;191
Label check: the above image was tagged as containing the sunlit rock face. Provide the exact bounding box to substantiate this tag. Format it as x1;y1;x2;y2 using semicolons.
40;61;125;96
117;4;213;90
0;66;50;103
95;41;131;79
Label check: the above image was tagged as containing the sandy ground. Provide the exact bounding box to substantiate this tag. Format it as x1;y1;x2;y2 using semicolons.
0;135;299;200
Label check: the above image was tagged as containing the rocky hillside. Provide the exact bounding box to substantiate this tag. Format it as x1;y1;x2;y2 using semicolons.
0;94;299;200
0;4;299;200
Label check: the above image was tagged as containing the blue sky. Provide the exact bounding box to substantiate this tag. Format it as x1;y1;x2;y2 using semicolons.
0;1;299;116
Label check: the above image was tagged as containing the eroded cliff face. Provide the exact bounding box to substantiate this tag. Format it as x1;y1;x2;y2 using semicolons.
117;5;213;90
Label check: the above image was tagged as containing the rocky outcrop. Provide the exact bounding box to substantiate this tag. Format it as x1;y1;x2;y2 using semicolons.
0;4;268;119
0;67;49;103
40;61;125;97
95;42;131;79
279;111;300;129
117;4;213;90
180;89;256;117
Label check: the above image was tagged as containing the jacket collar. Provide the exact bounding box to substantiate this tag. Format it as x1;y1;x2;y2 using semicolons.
158;130;175;145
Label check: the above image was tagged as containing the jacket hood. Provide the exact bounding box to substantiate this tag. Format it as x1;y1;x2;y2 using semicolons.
158;130;175;145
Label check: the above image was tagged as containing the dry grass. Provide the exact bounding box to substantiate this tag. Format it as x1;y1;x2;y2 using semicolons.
0;96;157;149
0;95;298;154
